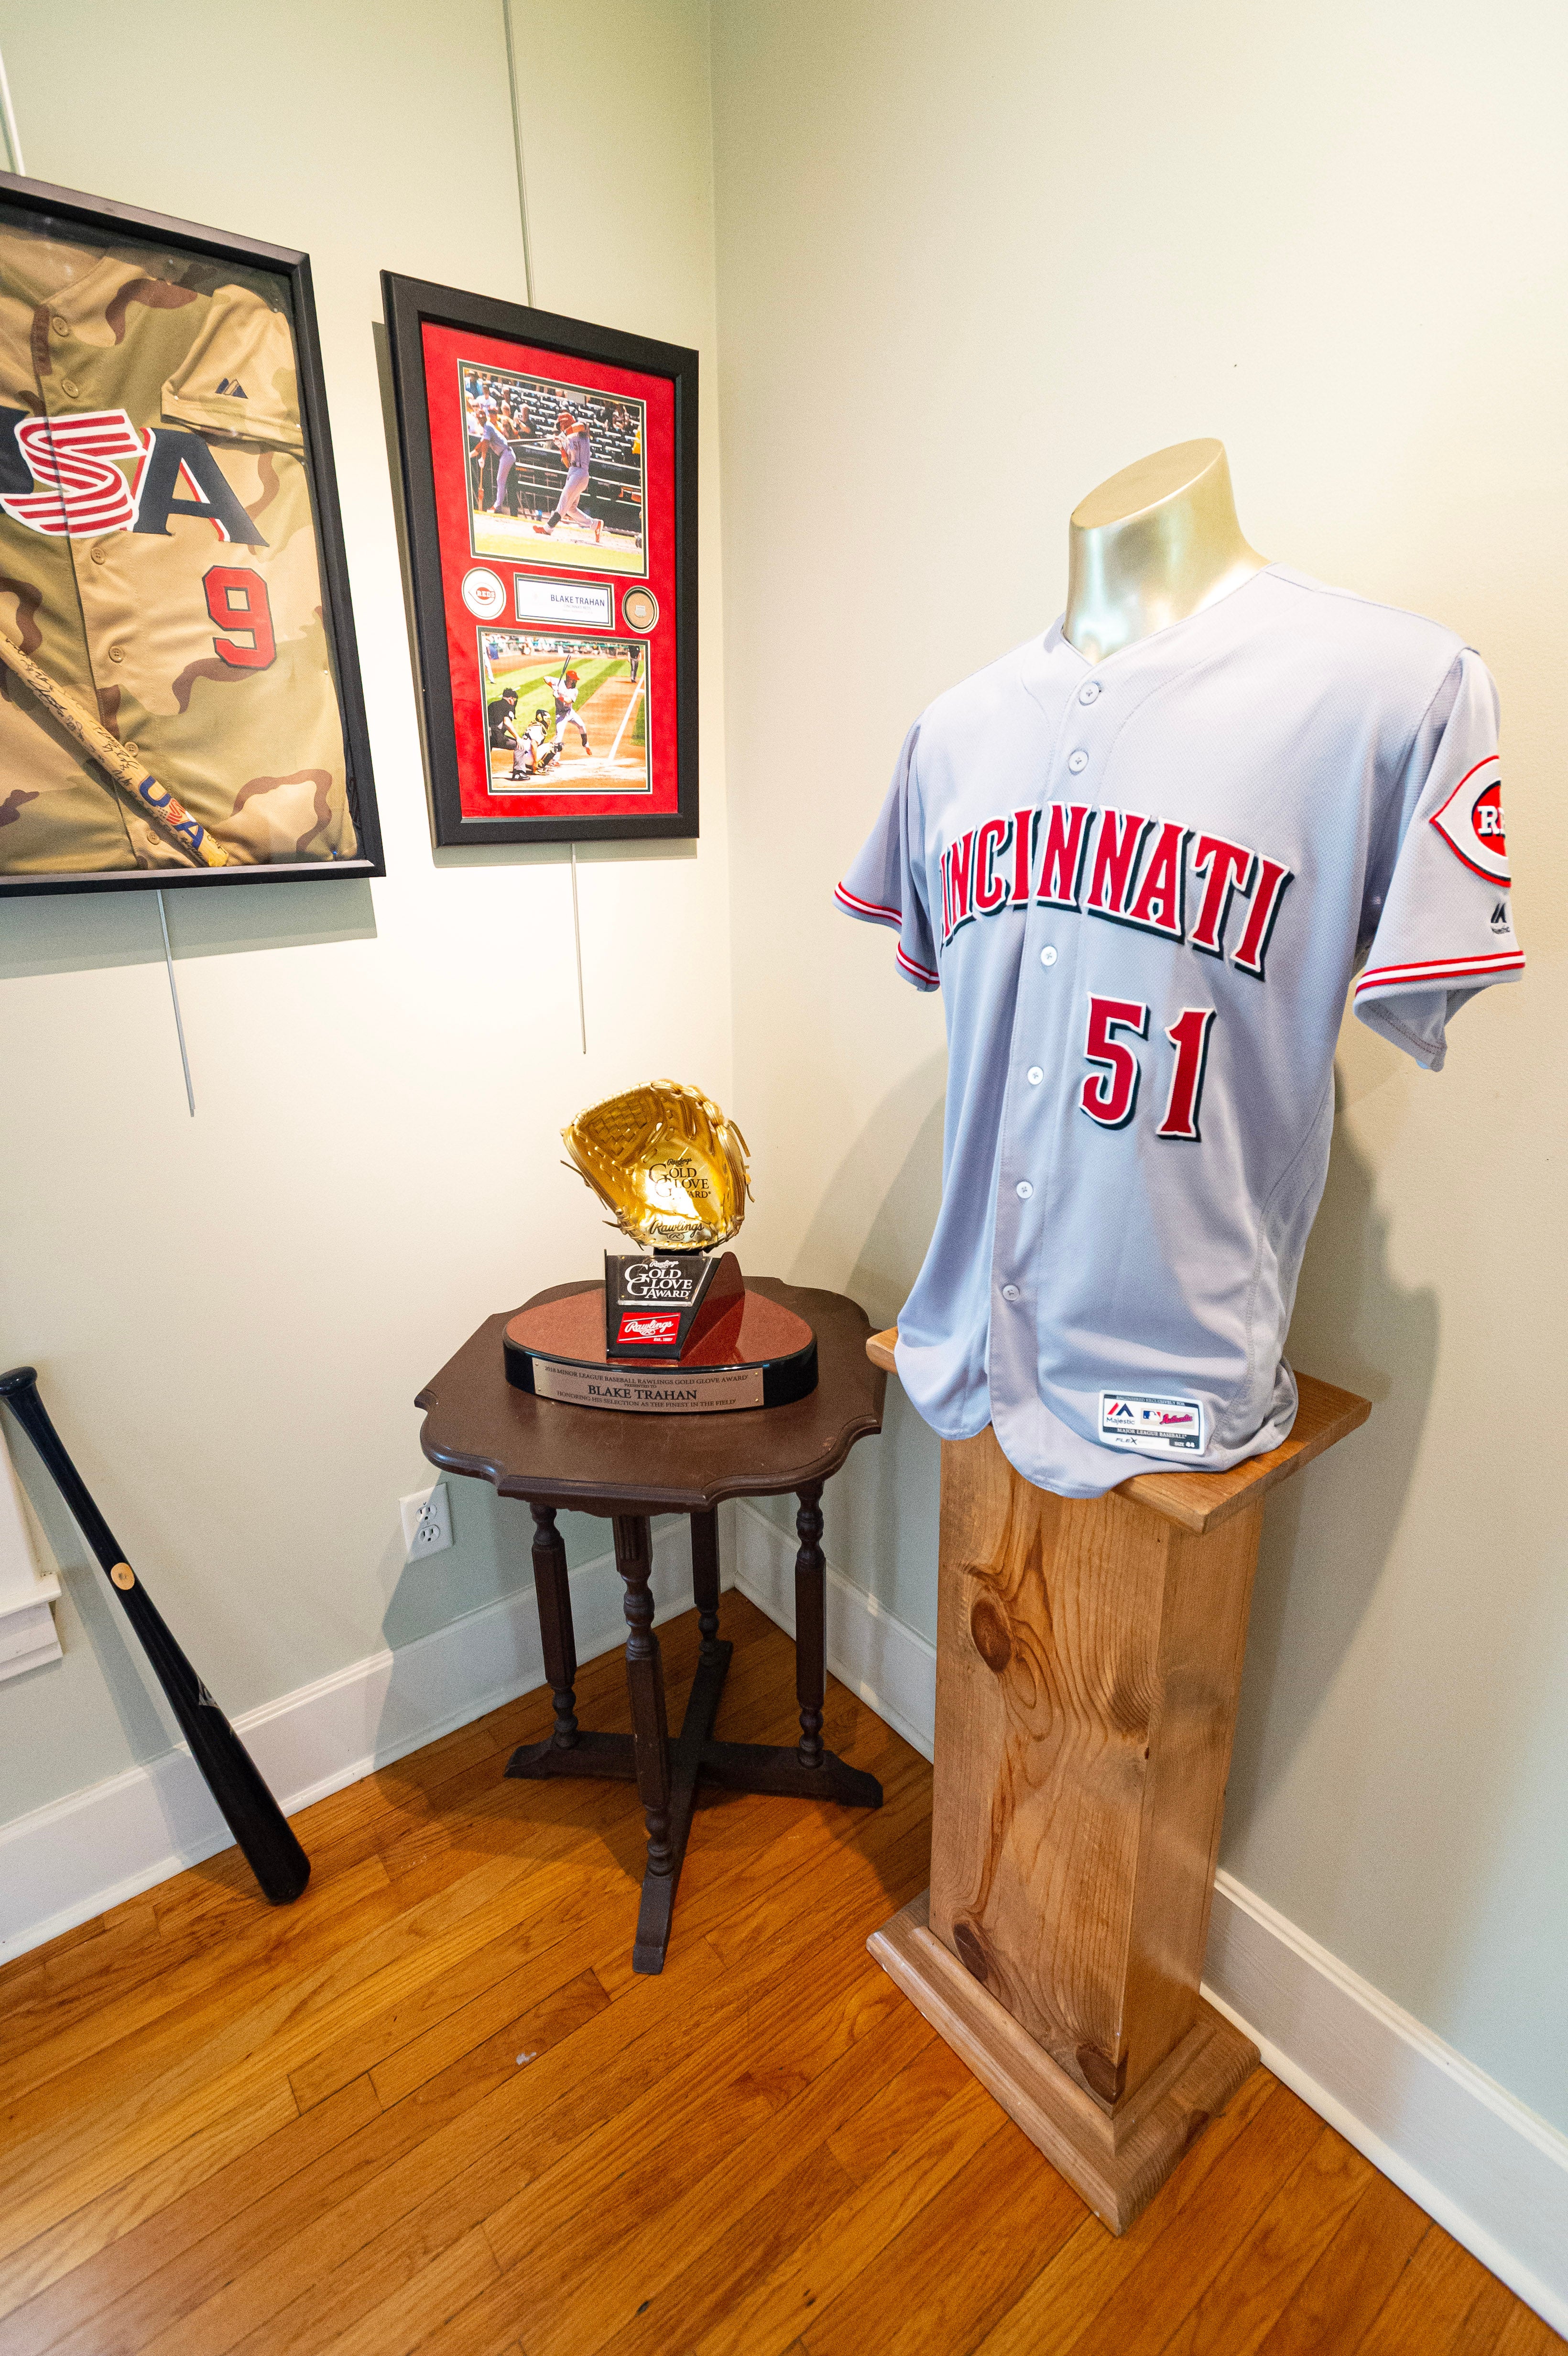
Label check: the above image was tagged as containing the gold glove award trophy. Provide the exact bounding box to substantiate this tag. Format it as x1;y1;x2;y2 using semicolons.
501;1082;817;1413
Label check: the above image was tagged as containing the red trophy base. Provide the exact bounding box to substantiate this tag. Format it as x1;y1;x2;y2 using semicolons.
502;1253;817;1414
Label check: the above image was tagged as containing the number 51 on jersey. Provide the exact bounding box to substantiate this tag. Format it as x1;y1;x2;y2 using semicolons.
1079;996;1217;1140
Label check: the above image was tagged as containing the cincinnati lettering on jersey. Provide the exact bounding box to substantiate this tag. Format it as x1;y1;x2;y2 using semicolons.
0;407;266;545
939;802;1294;981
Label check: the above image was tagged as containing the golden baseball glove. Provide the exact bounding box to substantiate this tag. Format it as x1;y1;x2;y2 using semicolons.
562;1080;752;1251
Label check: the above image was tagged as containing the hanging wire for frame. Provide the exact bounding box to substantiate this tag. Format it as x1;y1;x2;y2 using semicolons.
500;0;588;1055
501;0;536;309
156;893;196;1116
569;844;587;1055
0;40;23;175
0;59;198;1114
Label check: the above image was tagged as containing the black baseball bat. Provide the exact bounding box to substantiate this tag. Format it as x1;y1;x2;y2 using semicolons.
0;1366;310;1906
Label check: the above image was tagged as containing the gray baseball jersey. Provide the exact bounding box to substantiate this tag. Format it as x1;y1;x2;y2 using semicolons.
836;565;1522;1498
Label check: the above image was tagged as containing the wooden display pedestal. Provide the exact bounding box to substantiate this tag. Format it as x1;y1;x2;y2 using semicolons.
863;1332;1370;2234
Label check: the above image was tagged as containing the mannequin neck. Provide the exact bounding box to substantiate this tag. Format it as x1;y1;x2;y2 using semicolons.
1064;438;1267;665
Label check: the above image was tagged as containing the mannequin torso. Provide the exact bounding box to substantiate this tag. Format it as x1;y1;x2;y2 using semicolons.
1063;437;1268;664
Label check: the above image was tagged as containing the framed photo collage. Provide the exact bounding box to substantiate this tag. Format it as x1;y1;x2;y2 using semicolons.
0;167;697;896
383;274;698;848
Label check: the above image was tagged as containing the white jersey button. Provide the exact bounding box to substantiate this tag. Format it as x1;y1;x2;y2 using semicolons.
1015;1180;1034;1200
1078;681;1101;704
1039;945;1057;966
1067;749;1089;773
1000;1284;1021;1302
1026;1065;1043;1084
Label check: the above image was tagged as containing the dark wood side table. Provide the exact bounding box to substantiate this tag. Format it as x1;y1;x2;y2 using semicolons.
415;1279;887;1974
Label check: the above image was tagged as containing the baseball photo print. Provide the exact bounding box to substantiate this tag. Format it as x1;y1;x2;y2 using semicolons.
383;273;696;847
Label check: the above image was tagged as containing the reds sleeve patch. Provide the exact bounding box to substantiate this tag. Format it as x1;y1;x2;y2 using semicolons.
1430;755;1509;885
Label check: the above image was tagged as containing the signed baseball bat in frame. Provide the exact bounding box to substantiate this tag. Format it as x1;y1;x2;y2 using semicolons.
0;633;231;869
0;1366;309;1906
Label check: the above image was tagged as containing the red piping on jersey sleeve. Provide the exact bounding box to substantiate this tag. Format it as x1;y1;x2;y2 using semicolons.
1354;949;1525;994
835;883;939;987
834;880;902;928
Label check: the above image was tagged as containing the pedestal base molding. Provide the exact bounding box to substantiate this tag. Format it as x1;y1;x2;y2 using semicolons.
869;1889;1260;2234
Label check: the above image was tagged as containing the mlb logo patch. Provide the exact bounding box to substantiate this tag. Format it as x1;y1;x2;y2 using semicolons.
617;1312;681;1346
1100;1389;1207;1456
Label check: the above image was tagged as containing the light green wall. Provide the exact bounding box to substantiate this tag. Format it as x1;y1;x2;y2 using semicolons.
5;0;1566;2162
0;0;729;1822
709;0;1568;2134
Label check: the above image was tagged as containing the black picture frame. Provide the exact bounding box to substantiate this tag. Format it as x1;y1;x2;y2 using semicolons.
382;272;698;847
0;169;381;899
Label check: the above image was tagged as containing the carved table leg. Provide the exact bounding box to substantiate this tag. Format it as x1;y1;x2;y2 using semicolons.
614;1514;673;1876
612;1513;683;1973
794;1483;826;1769
691;1509;722;1659
509;1501;638;1784
531;1504;578;1747
507;1487;880;1973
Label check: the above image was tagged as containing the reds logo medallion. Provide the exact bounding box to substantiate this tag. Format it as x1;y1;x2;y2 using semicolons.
1430;756;1510;885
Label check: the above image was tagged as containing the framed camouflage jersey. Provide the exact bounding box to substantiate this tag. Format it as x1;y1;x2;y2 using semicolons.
0;171;380;897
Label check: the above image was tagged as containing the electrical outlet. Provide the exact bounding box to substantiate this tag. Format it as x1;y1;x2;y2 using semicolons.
400;1483;453;1560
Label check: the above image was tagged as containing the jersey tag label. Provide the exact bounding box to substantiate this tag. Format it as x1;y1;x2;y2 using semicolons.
1099;1390;1207;1455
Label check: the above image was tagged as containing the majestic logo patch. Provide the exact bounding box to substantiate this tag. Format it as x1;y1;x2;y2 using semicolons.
616;1312;681;1346
1099;1389;1207;1455
1430;756;1509;885
1490;901;1511;935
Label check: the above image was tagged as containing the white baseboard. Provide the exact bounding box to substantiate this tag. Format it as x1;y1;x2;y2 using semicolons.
4;1500;1563;2336
724;1498;936;1760
0;1589;62;1682
1203;1873;1568;2333
0;1431;61;1682
726;1499;1567;2334
0;1520;697;1963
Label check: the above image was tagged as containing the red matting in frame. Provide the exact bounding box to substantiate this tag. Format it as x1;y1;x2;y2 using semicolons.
421;320;678;822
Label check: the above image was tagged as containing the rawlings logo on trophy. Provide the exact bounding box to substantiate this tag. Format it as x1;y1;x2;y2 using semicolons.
501;1080;815;1414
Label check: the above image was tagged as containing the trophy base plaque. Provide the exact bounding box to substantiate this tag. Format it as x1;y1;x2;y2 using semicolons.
503;1258;817;1414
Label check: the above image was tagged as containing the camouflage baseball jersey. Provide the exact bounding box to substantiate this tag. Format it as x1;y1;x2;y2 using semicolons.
0;213;355;875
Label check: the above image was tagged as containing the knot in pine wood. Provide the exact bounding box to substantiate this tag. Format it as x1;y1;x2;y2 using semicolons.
1097;1671;1155;1743
1075;2041;1128;2105
969;1592;1013;1675
952;1918;991;1985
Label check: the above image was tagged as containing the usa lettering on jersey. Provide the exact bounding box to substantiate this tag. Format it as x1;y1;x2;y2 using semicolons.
939;802;1294;982
0;408;264;543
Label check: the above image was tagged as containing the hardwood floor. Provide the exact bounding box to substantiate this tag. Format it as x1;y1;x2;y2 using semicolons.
0;1593;1557;2356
